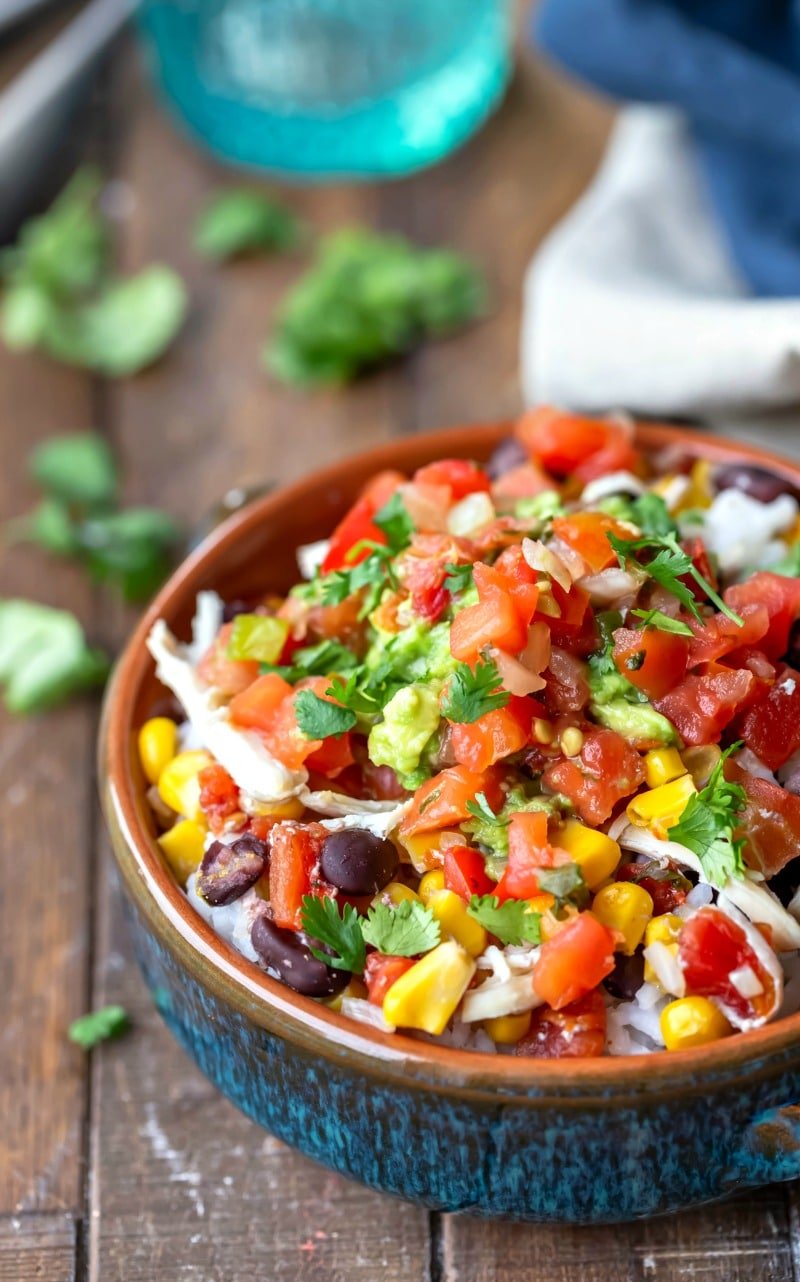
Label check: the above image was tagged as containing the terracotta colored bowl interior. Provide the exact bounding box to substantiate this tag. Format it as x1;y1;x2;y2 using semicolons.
104;421;800;1095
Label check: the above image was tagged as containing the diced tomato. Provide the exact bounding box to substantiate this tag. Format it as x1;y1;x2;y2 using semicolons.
724;572;800;662
450;561;528;661
197;621;260;697
268;822;327;928
400;766;503;837
543;726;645;825
544;648;590;714
738;665;800;771
491;461;553;501
516;407;639;483
487;556;540;628
198;763;241;834
551;512;632;574
515;990;607;1058
448;697;533;772
365;953;415;1006
654;668;754;746
306;595;366;647
616;860;690;915
360;469;406;509
305;731;356;778
494;810;567;901
726;761;800;877
321;496;387;574
443;846;494;901
533;913;616;1010
612;625;690;701
688;603;769;668
679;906;777;1027
229;672;294;732
413;458;491;500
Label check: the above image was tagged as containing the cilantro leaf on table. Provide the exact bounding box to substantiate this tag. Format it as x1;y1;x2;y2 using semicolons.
69;1004;129;1050
361;899;441;956
300;896;366;972
444;562;474;596
629;608;694;637
29;432;117;509
536;863;589;908
194;188;301;261
466;895;542;946
0;168;108;308
608;531;742;627
0;599;109;714
294;690;357;739
440;658;509;724
264;227;487;387
77;508;180;601
667;744;747;885
373;492;414;553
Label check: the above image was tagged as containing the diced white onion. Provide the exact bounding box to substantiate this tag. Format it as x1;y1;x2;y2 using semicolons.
399;481;449;532
578;567;646;606
461;972;543;1023
521;538;574;591
721;874;800;952
491;647;547;695
341;998;396;1033
296;538;329;580
729;966;764;1000
447;491;495;537
580;471;646;503
642;942;686;997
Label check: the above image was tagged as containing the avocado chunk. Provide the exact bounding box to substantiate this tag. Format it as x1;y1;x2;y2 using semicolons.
368;684;441;783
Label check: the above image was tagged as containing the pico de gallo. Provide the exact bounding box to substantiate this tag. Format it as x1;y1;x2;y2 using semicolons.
142;408;800;1058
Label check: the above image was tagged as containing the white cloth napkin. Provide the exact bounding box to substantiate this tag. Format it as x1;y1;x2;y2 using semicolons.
521;107;800;419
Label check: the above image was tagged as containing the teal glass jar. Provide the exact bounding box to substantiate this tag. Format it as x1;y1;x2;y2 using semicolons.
138;0;513;179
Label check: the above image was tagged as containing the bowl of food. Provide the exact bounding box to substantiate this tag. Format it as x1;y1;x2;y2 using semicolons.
100;409;800;1223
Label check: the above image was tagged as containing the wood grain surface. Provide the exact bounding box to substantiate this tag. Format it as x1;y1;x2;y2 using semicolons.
2;23;799;1282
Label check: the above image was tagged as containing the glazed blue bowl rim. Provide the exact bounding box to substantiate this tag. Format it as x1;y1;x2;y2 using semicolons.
101;420;800;1103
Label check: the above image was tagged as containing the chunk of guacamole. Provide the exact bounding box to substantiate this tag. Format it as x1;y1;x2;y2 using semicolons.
368;684;440;783
588;662;676;745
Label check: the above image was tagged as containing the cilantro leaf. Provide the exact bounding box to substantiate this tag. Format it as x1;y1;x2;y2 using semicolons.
462;789;560;856
265;227;486;387
466;895;541;946
629;608;694;637
0;599;109;714
267;638;360;682
667;744;747;885
29;431;117;510
8;498;80;556
69;1004;129;1050
194;189;301;261
294;690;357;739
300;895;366;972
631;492;678;537
536;863;588;907
444;562;474;596
440;658;509;724
608;531;742;627
320;544;398;618
326;672;380;717
466;791;504;826
76;507;179;601
361;899;440;956
227;614;289;664
373;492;414;553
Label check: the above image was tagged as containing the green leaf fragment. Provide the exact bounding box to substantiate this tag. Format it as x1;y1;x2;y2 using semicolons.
194;188;301;260
294;689;357;739
300;895;366;972
69;1004;129;1049
466;895;542;946
361;899;441;956
0;599;109;714
29;431;117;509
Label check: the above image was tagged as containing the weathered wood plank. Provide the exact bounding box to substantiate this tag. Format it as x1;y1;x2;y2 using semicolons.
441;1188;794;1282
0;1213;76;1282
0;342;96;1215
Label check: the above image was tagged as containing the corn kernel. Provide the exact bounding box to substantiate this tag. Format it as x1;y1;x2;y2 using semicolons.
250;796;305;821
527;892;556;915
157;818;207;884
533;718;555;745
382;941;475;1035
644;747;686;789
675;459;713;513
643;913;683;984
484;1011;532;1044
592;882;654;954
325;977;368;1012
427;888;488;957
626;774;697;837
660;997;732;1051
383;881;420;907
560;727;584;758
138;716;178;786
157;749;213;821
556;820;621;890
401;830;453;873
418;869;446;904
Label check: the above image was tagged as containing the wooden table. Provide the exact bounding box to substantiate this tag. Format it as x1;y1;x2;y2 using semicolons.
2;27;800;1282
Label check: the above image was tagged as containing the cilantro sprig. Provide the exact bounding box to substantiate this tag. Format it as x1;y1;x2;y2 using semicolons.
373;492;414;553
466;895;541;946
444;562;474;596
607;531;742;627
667;744;747;885
294;690;357;740
300;896;367;972
440;658;509;724
320;543;399;618
629;608;694;637
68;1004;129;1049
361;899;441;956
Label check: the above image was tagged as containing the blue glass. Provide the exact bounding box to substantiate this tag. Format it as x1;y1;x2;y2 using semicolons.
137;0;512;178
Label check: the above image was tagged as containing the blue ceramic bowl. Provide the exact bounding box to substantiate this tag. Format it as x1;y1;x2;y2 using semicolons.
100;422;800;1223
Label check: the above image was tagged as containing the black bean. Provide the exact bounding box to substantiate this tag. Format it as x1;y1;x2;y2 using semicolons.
251;915;349;997
197;835;268;906
222;599;254;623
320;829;399;895
714;463;796;505
784;620;800;670
604;951;645;1001
486;436;528;480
